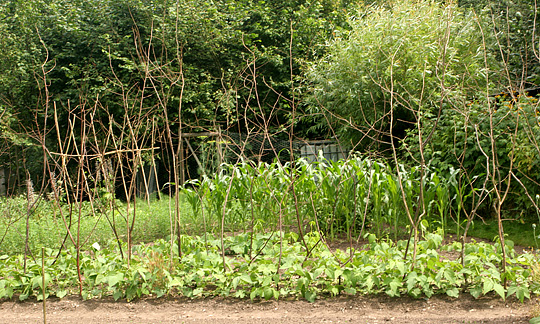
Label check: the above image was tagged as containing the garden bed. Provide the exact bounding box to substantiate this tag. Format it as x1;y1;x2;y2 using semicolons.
0;294;533;324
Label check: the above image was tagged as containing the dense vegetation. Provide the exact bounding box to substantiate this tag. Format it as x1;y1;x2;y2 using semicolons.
0;0;540;311
1;231;538;303
1;157;539;305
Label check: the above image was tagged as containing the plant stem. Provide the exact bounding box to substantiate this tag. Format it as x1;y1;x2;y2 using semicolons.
42;247;47;324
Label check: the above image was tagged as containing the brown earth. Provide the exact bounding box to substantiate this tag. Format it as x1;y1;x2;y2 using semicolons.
0;294;535;324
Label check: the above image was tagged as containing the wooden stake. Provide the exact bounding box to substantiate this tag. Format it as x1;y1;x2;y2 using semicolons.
42;247;47;324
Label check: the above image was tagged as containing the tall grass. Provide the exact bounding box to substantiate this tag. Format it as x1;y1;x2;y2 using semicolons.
0;197;190;255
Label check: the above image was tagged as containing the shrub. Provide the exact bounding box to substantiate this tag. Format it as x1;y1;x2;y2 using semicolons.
305;0;500;151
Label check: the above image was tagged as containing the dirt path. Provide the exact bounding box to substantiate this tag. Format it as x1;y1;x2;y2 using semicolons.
0;294;534;324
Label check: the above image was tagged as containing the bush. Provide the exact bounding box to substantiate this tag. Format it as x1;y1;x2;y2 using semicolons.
305;0;500;151
405;94;540;218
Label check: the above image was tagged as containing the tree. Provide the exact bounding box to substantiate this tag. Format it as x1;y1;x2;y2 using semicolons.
459;0;540;88
0;0;350;192
305;0;501;151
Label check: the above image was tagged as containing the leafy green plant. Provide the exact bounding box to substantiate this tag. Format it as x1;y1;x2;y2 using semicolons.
306;0;499;149
412;94;540;219
1;231;537;303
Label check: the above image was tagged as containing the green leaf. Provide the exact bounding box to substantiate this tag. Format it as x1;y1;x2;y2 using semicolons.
386;279;401;297
136;267;147;281
396;261;406;276
241;274;254;285
406;271;418;292
273;288;279;300
231;277;240;290
263;287;274;300
56;290;68;298
483;278;494;295
443;268;456;285
193;287;204;297
470;285;482;299
344;287;356;295
493;283;505;300
113;290;123;301
446;287;459;298
261;276;272;287
529;316;540;324
312;268;324;280
507;285;518;298
304;290;316;302
107;273;124;287
169;278;183;287
506;283;530;302
250;288;260;301
515;286;530;302
36;292;49;301
234;290;246;298
31;276;46;289
366;275;375;291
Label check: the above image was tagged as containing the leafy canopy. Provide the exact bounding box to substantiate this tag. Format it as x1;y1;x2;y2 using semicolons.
306;0;500;150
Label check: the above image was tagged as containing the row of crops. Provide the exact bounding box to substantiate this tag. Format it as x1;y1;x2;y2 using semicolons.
180;154;462;241
1;154;539;304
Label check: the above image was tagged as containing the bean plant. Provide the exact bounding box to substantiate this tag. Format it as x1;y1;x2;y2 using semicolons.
0;232;537;302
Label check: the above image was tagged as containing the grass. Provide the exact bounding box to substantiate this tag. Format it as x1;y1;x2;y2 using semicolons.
463;220;538;249
2;192;538;256
0;196;192;255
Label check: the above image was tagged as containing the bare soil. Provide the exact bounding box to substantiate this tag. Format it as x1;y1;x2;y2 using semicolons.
0;294;535;324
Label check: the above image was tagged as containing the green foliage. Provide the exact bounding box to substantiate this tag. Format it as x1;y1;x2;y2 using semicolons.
407;94;540;217
1;0;348;124
0;232;537;302
178;154;465;240
0;0;351;191
306;0;500;149
459;0;540;86
3;152;538;257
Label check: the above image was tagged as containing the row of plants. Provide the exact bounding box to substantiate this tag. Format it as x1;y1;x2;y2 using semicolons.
3;150;539;263
181;155;462;240
0;153;457;257
0;231;536;302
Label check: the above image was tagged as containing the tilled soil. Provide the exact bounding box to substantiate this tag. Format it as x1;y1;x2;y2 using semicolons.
0;294;534;324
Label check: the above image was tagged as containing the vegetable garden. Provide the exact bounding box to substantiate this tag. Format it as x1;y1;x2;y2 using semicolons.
1;0;540;322
1;157;539;305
